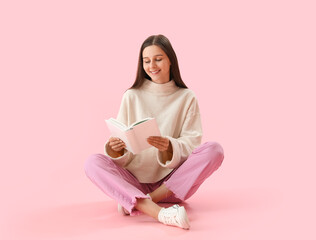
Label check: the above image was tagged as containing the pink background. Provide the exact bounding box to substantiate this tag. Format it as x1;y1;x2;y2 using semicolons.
1;0;315;239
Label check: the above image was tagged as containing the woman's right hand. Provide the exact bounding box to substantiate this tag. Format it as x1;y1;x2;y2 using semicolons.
108;137;126;153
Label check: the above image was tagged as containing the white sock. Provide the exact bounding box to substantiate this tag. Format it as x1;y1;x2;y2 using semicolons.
146;193;152;200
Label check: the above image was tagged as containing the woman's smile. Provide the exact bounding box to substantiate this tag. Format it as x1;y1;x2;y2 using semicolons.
150;70;160;75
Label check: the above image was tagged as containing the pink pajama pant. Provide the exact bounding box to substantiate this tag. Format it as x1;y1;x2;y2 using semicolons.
84;141;224;216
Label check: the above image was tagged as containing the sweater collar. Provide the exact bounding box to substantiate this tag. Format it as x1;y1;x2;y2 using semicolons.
141;78;179;95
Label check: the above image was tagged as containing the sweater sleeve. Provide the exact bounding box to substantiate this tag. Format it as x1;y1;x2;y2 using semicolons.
104;91;135;167
157;95;203;169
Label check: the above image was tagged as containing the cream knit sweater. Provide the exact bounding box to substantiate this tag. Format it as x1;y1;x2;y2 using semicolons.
104;79;203;183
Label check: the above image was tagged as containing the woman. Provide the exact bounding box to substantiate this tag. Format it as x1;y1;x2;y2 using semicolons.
84;34;224;230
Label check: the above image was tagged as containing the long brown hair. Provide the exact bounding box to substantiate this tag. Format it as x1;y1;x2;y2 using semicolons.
129;34;188;89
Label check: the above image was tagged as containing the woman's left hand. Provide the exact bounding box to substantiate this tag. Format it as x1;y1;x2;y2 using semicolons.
147;136;172;153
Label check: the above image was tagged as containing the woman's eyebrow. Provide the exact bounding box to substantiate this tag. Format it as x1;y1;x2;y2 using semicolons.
143;54;163;59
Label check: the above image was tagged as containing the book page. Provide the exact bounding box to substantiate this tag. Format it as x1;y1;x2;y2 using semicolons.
106;118;128;131
105;117;161;154
130;117;153;128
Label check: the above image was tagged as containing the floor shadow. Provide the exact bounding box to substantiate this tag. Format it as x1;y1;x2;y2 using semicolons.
9;201;143;239
8;188;281;238
184;187;282;222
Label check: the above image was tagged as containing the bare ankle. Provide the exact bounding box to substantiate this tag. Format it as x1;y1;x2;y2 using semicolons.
135;198;162;220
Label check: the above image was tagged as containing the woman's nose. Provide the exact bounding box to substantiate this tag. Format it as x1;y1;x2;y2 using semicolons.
150;61;156;68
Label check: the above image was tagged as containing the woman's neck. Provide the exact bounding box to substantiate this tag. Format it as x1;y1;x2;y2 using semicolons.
140;78;179;96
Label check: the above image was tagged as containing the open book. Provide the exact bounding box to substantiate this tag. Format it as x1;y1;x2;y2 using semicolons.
105;117;161;154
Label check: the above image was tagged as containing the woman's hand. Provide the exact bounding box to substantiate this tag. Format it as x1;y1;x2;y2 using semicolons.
147;136;173;153
109;137;126;152
147;136;171;152
107;137;126;158
147;136;173;164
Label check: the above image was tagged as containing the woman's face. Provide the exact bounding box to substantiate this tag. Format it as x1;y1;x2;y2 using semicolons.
142;45;171;84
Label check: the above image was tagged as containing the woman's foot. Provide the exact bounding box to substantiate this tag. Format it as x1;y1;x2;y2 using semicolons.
158;204;190;229
118;194;152;216
117;204;130;215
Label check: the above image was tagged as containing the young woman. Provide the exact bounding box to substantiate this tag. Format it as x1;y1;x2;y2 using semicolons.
84;34;224;230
